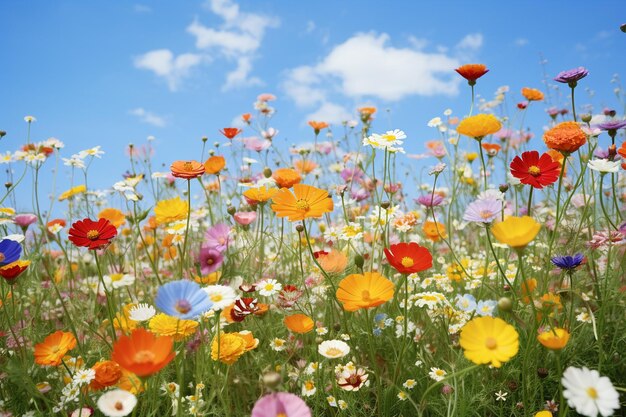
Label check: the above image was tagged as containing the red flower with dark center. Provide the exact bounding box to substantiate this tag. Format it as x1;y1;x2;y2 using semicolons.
510;150;561;189
68;218;118;250
384;242;433;275
220;128;242;140
455;64;489;85
231;297;259;322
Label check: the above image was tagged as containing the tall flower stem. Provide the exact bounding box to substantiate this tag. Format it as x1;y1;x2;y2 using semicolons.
478;139;488;191
180;179;192;278
94;254;117;342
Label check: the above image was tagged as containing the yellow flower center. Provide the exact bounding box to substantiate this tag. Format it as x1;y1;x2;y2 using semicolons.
115;401;124;411
401;257;414;268
110;273;123;282
210;294;223;302
528;165;541;176
295;199;310;211
276;414;287;417
480;210;493;219
485;337;498;350
586;387;598;399
382;134;396;142
184;162;194;171
325;347;343;357
361;290;371;301
133;350;156;364
0;254;4;262
86;230;100;240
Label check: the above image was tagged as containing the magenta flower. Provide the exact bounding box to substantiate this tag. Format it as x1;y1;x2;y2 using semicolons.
14;214;38;228
203;223;231;252
554;67;588;87
340;167;364;182
198;247;224;275
251;393;311;417
415;194;444;208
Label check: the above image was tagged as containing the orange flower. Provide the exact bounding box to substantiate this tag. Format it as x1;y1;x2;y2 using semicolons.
241;114;252;124
117;369;143;394
220;128;242;140
99;208;126;228
271;184;334;221
284;314;314;334
243;185;279;204
170;160;205;179
336;272;394;312
90;360;122;390
111;328;175;377
521;278;537;304
272;168;302;189
540;292;562;311
455;64;489;85
294;159;318;175
423;221;446;241
543;122;586;154
546;149;567;176
521;87;544;101
537;328;570;350
34;331;77;366
308;121;329;134
204;156;226;175
358;107;377;123
481;143;501;157
316;250;348;274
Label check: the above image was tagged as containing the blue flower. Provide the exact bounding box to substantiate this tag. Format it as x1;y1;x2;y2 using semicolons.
455;294;477;312
155;280;213;319
551;254;584;271
476;300;497;317
0;239;22;266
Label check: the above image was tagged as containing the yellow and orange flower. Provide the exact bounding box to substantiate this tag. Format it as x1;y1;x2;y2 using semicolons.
455;64;489;84
521;87;544;101
336;272;394;312
543;121;586;154
271;184;333;221
90;360;122;390
537;328;570;350
294;159;318;175
211;331;258;364
457;114;502;140
272;168;302;189
284;314;314;334
170;160;205;179
316;250;348;274
308;121;329;134
99;208;126;228
423;221;446;242
34;331;77;366
111;328;175;377
243;185;279;204
204;155;226;175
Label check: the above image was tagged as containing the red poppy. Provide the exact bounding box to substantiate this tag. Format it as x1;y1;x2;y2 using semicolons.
384;242;433;274
0;260;30;283
455;64;489;85
220;128;242;140
68;218;118;250
510;150;561;189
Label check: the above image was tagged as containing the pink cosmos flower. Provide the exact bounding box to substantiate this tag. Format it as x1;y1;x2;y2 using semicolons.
251;393;311;417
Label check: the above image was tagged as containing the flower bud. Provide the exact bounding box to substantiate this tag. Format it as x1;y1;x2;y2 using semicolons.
227;206;236;216
295;224;304;233
263;167;272;178
380;201;390;209
621;23;626;33
580;114;592;123
498;297;513;312
537;368;549;379
354;254;364;269
0;131;6;137
262;372;281;389
499;184;509;193
202;136;208;143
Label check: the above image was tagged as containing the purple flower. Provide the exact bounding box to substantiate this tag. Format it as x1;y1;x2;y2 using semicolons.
340;167;363;182
593;147;610;159
251;393;311;417
551;253;584;271
242;137;271;152
350;187;370;202
554;67;588;86
13;214;38;228
596;119;626;132
463;198;502;224
415;194;444;208
203;223;231;252
198;247;224;275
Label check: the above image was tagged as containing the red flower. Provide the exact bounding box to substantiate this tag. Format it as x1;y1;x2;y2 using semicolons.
510;150;561;189
384;242;433;274
68;218;118;250
231;297;259;322
220;128;242;140
0;260;30;283
455;64;489;85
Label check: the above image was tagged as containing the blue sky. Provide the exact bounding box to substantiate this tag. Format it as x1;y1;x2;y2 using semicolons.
1;0;625;210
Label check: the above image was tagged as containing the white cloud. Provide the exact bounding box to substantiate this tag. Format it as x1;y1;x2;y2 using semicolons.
515;38;529;47
456;33;483;50
189;0;279;89
305;102;352;125
306;20;316;33
129;108;166;127
133;49;203;91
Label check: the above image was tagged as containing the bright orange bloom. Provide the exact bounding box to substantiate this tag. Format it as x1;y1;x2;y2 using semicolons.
316;250;348;274
358;107;377;123
308;121;329;135
294;159;318;175
617;142;626;166
423;221;446;241
98;208;126;228
521;87;544;101
455;64;489;84
284;314;315;334
111;328;175;377
90;360;122;390
481;143;501;156
271;184;334;221
34;331;77;366
204;156;226;175
117;369;143;394
537;328;570;350
220;128;242;140
170;160;205;179
546;149;567;176
336;272;394;312
521;278;537;304
543;122;586;154
241;114;252;124
242;185;279;204
272;168;302;189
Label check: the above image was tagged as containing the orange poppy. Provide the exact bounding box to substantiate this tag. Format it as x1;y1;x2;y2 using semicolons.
521;87;544;102
272;168;302;189
455;64;489;85
170;160;205;179
98;208;126;228
241;114;252;124
336;272;394;312
423;221;446;241
111;328;175;377
271;184;334;221
204;155;226;175
294;159;318;175
308;121;329;134
34;331;77;366
543;122;586;154
284;313;314;334
220;128;242;140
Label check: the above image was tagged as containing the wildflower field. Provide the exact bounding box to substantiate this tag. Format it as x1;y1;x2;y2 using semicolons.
2;60;626;417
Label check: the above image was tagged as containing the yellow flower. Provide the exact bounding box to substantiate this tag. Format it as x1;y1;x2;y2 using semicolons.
460;316;519;368
242;185;279;204
211;332;254;364
537;328;570;350
456;114;502;139
113;304;138;334
149;313;199;341
58;185;87;201
490;216;540;249
154;197;189;226
99;208;126;228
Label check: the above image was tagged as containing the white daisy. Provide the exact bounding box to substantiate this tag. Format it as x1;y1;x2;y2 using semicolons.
318;340;350;359
72;368;96;386
257;279;282;297
428;367;447;382
269;338;286;352
128;304;156;322
97;389;137;417
102;274;135;290
562;366;619;417
203;285;237;310
587;159;620;174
